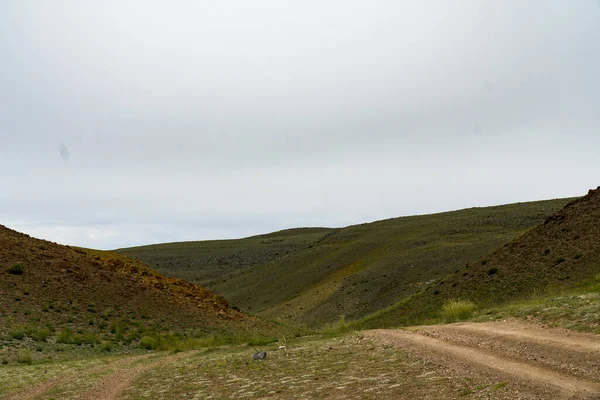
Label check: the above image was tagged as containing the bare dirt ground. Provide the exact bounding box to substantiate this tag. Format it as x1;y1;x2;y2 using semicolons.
365;320;600;400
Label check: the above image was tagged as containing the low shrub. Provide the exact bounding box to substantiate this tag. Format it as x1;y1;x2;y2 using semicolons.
140;336;157;350
17;351;33;365
7;264;24;275
25;326;51;342
441;299;476;323
9;328;25;340
100;341;113;352
321;316;353;336
57;328;83;345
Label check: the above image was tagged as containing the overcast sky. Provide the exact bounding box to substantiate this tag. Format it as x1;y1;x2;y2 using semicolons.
1;1;599;250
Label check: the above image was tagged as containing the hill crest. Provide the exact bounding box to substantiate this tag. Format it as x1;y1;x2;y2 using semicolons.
0;224;263;336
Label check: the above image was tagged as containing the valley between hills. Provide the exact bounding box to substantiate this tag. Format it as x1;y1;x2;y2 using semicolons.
3;188;600;399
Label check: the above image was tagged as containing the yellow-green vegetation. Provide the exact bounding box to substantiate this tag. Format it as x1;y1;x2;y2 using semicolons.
119;199;571;327
441;299;477;323
320;316;353;336
0;316;298;366
136;329;285;352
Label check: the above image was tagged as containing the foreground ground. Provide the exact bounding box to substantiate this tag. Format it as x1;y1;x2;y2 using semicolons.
3;320;600;400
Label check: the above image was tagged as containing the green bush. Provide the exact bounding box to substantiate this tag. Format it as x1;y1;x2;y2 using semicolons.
82;333;101;345
9;328;25;340
441;299;476;323
487;267;499;275
57;328;84;345
7;264;24;275
17;351;33;365
140;336;157;350
100;341;113;352
25;326;51;342
321;316;353;336
100;308;113;320
56;329;72;344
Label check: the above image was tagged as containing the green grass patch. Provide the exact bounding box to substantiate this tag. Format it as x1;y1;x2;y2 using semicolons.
441;299;476;323
320;316;353;336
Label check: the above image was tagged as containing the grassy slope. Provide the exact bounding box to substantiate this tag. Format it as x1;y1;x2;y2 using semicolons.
359;188;600;329
117;228;332;286
0;224;273;348
119;199;571;327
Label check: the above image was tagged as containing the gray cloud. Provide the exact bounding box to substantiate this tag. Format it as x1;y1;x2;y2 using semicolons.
1;0;599;249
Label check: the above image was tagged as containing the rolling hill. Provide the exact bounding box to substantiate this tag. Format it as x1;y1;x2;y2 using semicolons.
119;198;571;327
359;187;600;328
0;224;270;344
118;227;332;287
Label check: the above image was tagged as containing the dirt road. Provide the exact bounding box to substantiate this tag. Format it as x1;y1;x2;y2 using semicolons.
3;352;192;400
366;320;600;400
78;351;194;400
5;321;600;399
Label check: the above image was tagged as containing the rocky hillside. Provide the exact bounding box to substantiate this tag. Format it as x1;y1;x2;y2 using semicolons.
361;187;600;328
0;224;267;337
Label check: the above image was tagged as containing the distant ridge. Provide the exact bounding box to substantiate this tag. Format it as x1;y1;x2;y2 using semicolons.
119;197;572;327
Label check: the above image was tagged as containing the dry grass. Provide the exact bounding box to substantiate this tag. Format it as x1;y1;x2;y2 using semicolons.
120;334;510;400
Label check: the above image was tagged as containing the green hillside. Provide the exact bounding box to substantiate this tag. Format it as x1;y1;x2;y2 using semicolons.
118;227;332;286
359;187;600;329
119;198;571;327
